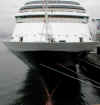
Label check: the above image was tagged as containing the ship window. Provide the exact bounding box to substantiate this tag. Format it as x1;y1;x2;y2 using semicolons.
16;15;89;23
16;15;88;19
25;1;80;5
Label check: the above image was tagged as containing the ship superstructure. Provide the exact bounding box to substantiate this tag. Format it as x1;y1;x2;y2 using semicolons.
4;0;98;66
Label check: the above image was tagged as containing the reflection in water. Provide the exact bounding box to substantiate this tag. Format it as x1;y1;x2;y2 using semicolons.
11;66;86;105
11;69;46;105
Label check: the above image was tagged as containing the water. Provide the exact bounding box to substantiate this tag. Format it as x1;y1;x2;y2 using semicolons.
0;42;100;105
0;42;27;105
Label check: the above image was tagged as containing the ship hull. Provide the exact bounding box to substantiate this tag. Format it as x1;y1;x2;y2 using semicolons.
4;41;98;68
4;41;98;104
4;42;98;52
13;51;78;68
10;51;82;104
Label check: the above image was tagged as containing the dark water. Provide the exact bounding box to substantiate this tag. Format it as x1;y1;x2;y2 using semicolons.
0;42;100;105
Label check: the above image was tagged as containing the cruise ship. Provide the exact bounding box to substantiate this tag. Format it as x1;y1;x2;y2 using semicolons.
4;0;99;104
4;0;98;68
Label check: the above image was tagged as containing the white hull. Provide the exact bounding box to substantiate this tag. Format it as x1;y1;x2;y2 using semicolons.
4;42;98;52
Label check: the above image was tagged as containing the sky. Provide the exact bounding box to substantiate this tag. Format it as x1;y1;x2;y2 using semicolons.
0;0;100;38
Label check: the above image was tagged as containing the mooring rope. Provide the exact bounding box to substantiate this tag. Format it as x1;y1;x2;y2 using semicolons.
40;64;100;89
79;65;100;85
57;63;100;87
79;58;100;70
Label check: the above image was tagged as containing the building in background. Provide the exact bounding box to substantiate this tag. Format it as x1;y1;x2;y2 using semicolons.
96;19;100;41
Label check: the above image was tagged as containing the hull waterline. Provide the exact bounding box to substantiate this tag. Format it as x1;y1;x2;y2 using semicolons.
4;41;99;68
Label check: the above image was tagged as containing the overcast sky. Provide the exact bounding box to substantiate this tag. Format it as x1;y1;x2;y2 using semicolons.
0;0;100;37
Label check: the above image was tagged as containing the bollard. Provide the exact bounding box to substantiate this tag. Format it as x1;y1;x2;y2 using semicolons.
20;36;23;42
79;37;83;42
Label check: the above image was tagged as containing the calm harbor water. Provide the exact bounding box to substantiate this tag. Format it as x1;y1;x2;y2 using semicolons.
0;42;100;105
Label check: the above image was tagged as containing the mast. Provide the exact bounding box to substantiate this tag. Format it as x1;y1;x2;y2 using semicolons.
45;0;49;36
42;0;50;41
